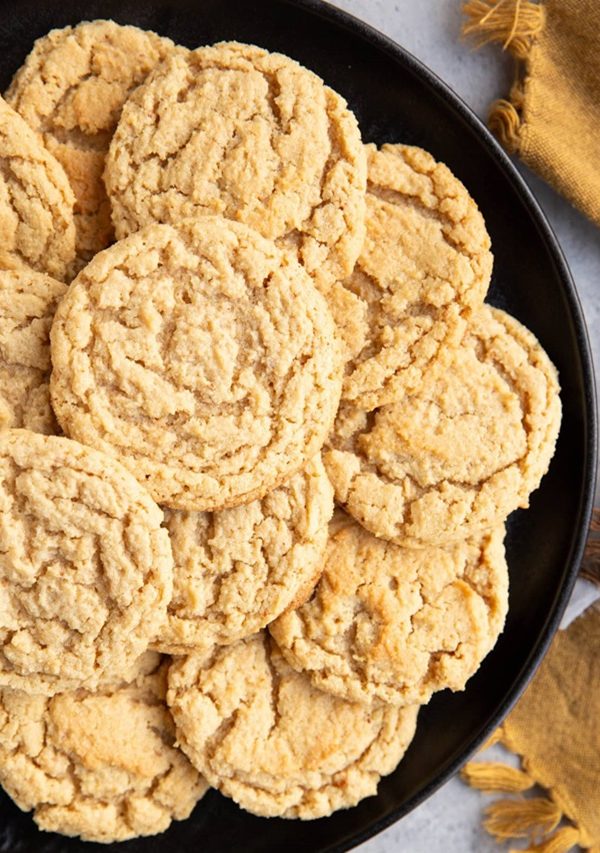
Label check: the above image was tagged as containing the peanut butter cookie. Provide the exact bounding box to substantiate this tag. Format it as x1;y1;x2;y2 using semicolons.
270;514;508;707
326;280;369;363
50;218;342;511
325;306;561;547
0;270;66;434
167;633;418;819
156;455;333;653
337;143;492;409
0;97;75;280
0;654;207;842
0;430;173;695
105;41;366;293
6;21;176;270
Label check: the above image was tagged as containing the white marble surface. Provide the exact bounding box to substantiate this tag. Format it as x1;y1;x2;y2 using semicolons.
325;1;600;851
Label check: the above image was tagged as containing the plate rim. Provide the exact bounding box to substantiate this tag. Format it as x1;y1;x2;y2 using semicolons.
276;0;598;849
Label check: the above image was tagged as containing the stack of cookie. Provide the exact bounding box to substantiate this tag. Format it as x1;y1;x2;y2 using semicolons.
0;20;561;843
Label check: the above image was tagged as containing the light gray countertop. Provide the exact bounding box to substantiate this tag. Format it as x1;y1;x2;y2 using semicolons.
326;1;600;851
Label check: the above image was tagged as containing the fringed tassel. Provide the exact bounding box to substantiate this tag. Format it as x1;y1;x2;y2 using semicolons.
484;796;562;839
516;824;582;853
461;761;534;793
462;0;545;59
462;748;586;852
462;2;545;153
488;98;521;151
488;78;526;152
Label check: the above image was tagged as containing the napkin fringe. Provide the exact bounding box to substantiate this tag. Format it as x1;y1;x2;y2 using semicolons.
518;825;583;852
488;89;523;152
462;729;584;852
463;1;546;152
462;0;545;58
461;760;534;792
483;795;561;838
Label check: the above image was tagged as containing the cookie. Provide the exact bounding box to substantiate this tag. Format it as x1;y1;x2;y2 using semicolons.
0;96;75;280
50;217;342;511
336;143;493;409
0;270;66;434
0;654;208;843
104;41;366;293
167;633;418;819
325;306;561;547
270;514;508;707
326;280;369;363
6;21;176;270
0;430;173;695
156;455;334;653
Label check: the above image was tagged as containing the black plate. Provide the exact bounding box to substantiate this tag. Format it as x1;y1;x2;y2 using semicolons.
0;0;596;851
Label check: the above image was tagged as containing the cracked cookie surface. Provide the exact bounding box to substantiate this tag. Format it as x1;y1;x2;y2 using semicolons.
5;20;176;270
0;97;75;280
0;654;207;843
335;143;492;409
50;217;342;511
156;455;333;653
104;41;366;293
167;633;418;819
270;513;508;707
0;430;173;695
325;306;561;547
0;270;66;434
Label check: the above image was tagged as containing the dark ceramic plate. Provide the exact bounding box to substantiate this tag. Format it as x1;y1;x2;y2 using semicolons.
0;0;596;851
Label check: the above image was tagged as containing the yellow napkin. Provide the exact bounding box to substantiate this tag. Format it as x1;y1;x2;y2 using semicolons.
459;6;600;847
462;599;600;852
463;0;600;227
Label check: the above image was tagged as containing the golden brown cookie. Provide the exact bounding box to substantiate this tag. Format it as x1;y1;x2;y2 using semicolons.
326;279;369;363
5;21;176;270
104;41;366;293
0;430;173;695
270;514;508;707
0;269;66;434
325;306;561;547
0;654;207;842
156;455;334;653
0;97;75;280
335;143;493;409
50;217;342;511
167;633;418;819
